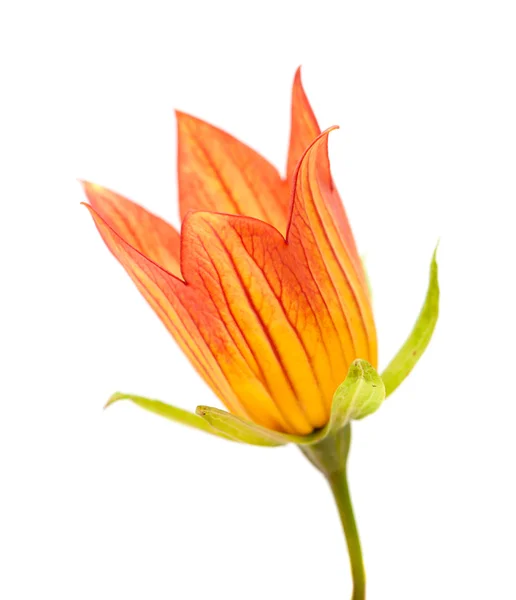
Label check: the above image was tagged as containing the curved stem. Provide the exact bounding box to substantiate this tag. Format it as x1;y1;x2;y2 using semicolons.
300;426;365;598
327;467;366;600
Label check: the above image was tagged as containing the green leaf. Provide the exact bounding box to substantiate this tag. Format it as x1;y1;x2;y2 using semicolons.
105;393;236;442
381;245;440;397
196;407;291;447
196;406;325;446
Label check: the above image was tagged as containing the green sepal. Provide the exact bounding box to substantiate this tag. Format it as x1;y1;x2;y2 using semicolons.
195;407;291;447
195;359;385;447
381;245;440;397
105;392;236;442
328;359;385;426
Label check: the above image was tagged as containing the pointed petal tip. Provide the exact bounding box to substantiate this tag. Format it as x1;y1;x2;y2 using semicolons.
175;109;200;126
307;125;340;148
287;64;321;181
79;180;110;198
81;201;94;214
292;125;340;177
77;179;100;190
174;108;186;121
78;179;98;191
78;179;94;198
293;65;308;90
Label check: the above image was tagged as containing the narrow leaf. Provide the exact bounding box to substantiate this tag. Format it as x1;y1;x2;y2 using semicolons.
105;393;236;442
381;246;440;397
196;406;297;446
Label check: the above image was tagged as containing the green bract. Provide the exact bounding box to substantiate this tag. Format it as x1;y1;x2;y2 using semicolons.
105;392;235;442
381;246;440;397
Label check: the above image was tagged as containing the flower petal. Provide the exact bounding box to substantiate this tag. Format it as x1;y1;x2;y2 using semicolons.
176;111;289;232
84;203;298;433
180;211;329;433
81;181;182;277
286;67;320;184
85;129;376;435
177;125;376;432
84;116;377;435
286;70;369;295
286;128;377;368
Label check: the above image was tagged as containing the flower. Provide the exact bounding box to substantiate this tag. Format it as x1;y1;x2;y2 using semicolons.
83;69;438;445
83;69;440;599
82;69;376;436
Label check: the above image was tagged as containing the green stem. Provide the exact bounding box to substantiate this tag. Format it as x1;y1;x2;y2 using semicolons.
301;426;365;599
327;466;366;600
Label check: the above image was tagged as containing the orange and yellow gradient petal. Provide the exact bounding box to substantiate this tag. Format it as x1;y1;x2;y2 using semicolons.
81;182;182;277
176;111;289;233
83;72;376;435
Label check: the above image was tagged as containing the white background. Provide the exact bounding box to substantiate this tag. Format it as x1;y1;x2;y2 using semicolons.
1;1;515;598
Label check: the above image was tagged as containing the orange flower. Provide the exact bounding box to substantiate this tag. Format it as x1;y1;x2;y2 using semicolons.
83;69;377;436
